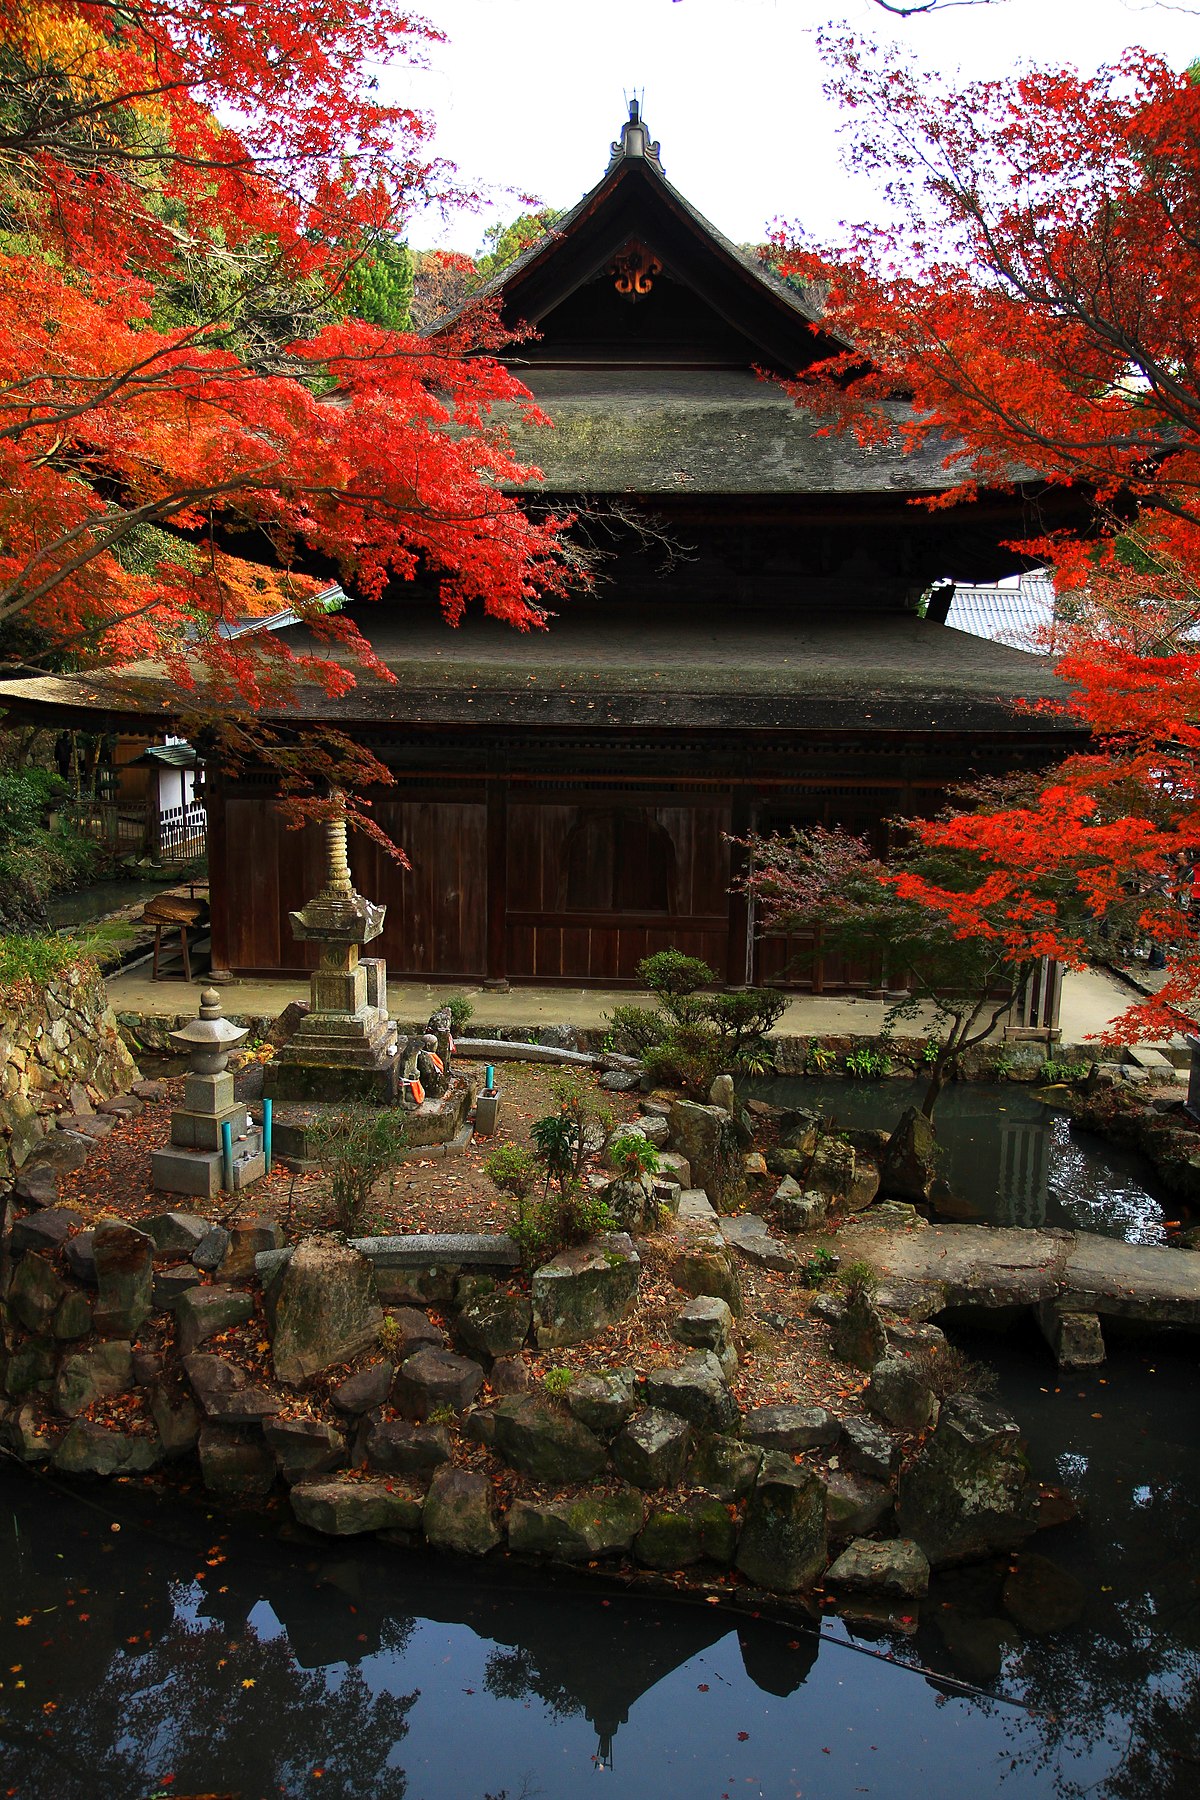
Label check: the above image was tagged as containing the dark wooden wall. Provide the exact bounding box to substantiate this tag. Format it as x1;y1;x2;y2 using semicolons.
210;769;967;991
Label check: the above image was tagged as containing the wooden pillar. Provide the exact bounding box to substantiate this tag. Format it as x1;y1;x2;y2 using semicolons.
206;763;231;980
485;776;509;989
725;786;753;988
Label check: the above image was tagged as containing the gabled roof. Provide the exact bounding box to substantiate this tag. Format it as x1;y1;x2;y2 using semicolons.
438;101;846;375
947;573;1056;651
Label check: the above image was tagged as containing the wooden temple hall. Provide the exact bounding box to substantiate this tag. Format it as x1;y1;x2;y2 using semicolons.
3;105;1085;992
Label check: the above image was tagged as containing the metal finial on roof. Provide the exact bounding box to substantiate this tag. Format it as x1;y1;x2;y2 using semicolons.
609;97;664;173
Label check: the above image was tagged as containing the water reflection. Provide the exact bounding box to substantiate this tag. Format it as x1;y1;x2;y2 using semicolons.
2;1346;1199;1800
752;1079;1172;1243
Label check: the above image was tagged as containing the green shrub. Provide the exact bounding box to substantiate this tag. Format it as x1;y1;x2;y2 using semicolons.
484;1142;538;1201
802;1246;840;1286
506;1186;617;1268
607;1131;661;1179
543;1367;574;1396
605;954;785;1096
839;1258;878;1304
446;994;474;1035
845;1046;893;1079
308;1105;409;1236
1041;1058;1092;1085
804;1041;837;1075
0;934;95;991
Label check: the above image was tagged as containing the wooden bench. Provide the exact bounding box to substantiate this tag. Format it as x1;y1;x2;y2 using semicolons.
142;893;210;981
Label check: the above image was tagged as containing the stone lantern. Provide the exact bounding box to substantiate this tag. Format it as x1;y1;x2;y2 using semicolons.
151;988;265;1198
263;796;399;1103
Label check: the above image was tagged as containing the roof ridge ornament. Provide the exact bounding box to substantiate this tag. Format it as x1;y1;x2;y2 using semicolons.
608;97;664;174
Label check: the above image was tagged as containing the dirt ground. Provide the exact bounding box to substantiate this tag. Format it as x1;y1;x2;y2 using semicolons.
50;1056;872;1420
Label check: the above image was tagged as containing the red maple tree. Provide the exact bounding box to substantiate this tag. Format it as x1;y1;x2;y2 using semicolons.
0;2;581;839
761;35;1200;1039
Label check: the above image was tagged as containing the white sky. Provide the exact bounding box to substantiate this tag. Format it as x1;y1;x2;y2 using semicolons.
394;0;1200;251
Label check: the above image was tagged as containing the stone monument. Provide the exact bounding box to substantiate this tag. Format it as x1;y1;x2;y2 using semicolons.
263;798;399;1104
152;988;266;1198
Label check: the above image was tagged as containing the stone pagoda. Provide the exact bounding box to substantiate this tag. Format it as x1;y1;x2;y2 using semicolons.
152;988;266;1198
264;799;399;1103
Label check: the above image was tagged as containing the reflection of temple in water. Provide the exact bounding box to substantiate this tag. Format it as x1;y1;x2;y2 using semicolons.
261;1545;819;1765
995;1117;1052;1228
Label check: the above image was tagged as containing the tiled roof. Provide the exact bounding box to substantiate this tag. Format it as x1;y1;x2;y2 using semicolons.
946;574;1056;651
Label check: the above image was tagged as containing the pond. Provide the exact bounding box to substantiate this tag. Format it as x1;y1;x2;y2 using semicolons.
46;878;170;930
0;1330;1197;1799
747;1077;1178;1245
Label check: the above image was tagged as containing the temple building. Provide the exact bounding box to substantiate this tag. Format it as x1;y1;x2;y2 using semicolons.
1;105;1085;992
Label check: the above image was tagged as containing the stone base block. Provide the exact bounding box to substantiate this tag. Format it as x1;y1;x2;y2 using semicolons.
170;1106;252;1151
474;1091;500;1138
264;1059;398;1104
262;1080;473;1157
152;1145;224;1200
183;1072;234;1115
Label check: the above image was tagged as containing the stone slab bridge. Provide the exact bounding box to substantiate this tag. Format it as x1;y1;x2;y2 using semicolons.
842;1222;1200;1368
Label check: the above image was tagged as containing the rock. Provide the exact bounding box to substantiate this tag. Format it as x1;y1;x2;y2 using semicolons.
611;1407;692;1489
64;1230;96;1285
292;1476;422;1536
1001;1553;1086;1635
8;1251;68;1333
600;1069;641;1093
846;1161;882;1212
266;1000;310;1048
363;1418;452;1477
23;1131;90;1179
658;1151;692;1188
828;1296;889;1372
92;1220;153;1337
143;1212;210;1256
153;1265;202;1310
508;1489;645;1562
13;1161;61;1207
720;1214;797;1272
531;1233;641;1348
635;1113;670;1149
132;1350;162;1385
669;1241;743;1315
735;1453;828;1593
644;1353;739;1433
394;1348;484;1420
464;1408;496;1449
54;1341;133;1418
635;1494;737;1569
3;1404;52;1462
149;1381;200;1456
668;1100;736;1204
198;1426;276;1497
175;1284;254;1355
827;1538;930;1598
382;1307;447;1361
4;1342;55;1399
879;1107;938;1203
455;1290;532;1360
603;1176;655;1232
182;1352;280;1424
672;1295;735;1356
133;1079;166;1101
824;1470;895;1539
489;1356;530;1395
263;1417;348;1483
331;1361;394;1416
743;1151;770;1183
10;1207;83;1255
422;1466;502;1556
53;1288;93;1340
706;1073;735;1112
865;1355;939;1434
840;1415;898;1484
270;1237;383;1385
53;1421;161;1477
192;1225;230;1273
689;1432;763;1500
218;1217;280;1281
935;1611;1021;1682
565;1370;637;1435
742;1404;839;1452
775;1192;828;1234
897;1395;1039;1566
492;1395;606;1482
806;1138;856;1203
886;1320;948;1354
765;1148;810;1182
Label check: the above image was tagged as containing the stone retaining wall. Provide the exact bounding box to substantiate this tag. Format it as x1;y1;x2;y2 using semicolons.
1;966;138;1176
